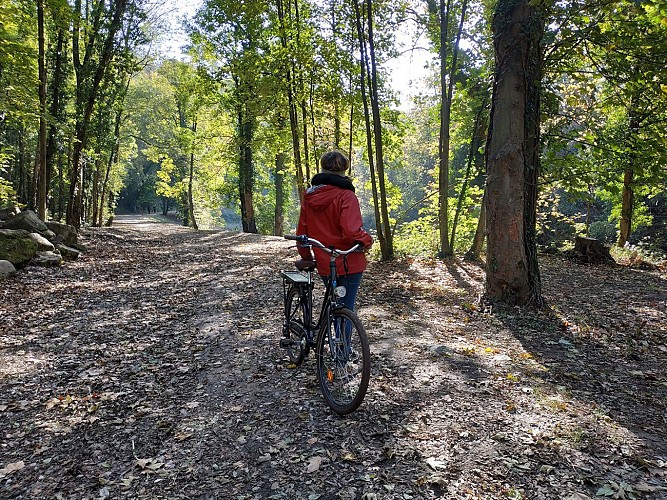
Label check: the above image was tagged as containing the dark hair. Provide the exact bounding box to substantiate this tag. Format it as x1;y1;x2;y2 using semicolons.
320;151;349;173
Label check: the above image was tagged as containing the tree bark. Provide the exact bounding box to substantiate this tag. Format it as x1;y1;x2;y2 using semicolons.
46;26;65;206
365;0;393;259
465;188;486;261
437;0;452;257
484;0;544;307
274;152;285;236
37;0;48;221
188;120;198;230
238;108;257;233
354;0;385;254
617;101;639;247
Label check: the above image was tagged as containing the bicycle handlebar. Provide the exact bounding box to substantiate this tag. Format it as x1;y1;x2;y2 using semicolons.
284;234;362;256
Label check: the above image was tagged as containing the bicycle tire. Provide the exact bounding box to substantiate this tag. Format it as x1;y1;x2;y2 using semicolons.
284;286;310;365
316;307;370;415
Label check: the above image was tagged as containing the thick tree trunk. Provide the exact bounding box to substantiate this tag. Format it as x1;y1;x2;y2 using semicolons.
485;0;544;307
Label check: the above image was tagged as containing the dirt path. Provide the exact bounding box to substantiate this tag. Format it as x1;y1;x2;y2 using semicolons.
1;216;666;499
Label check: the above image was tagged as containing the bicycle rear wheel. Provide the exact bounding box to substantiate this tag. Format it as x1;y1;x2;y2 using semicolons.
316;307;370;415
284;286;309;365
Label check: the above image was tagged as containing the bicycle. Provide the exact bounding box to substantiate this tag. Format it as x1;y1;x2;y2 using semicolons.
280;234;371;415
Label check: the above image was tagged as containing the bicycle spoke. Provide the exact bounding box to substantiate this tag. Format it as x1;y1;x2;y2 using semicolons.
316;308;370;415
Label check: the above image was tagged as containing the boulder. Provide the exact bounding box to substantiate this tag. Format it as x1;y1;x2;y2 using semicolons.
29;232;55;252
32;251;64;267
42;229;58;242
0;229;38;268
0;206;20;221
45;221;78;246
0;259;16;279
56;243;81;261
1;209;48;234
68;242;88;253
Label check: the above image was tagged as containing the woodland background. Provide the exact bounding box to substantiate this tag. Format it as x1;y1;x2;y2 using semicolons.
0;0;665;281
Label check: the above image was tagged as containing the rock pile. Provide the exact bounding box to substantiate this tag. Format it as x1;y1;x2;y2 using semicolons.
0;208;86;279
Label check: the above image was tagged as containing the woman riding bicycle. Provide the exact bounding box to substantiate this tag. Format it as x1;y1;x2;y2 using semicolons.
296;150;373;311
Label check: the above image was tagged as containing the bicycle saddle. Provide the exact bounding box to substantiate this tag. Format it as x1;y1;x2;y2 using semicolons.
295;259;316;271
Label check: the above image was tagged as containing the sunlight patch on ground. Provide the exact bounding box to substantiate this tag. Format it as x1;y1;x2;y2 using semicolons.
0;352;50;377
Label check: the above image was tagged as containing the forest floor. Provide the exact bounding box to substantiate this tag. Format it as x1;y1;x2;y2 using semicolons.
1;214;666;500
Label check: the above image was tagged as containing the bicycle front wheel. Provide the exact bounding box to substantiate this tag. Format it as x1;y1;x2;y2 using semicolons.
316;307;370;415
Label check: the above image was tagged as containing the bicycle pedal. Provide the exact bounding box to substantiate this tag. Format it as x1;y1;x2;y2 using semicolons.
279;338;293;349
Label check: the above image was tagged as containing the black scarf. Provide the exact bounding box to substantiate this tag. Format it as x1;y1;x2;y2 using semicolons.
310;173;355;192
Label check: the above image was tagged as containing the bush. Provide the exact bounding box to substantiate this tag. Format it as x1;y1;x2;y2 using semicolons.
588;220;617;244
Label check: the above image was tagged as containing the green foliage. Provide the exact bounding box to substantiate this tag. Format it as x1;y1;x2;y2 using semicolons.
0;154;18;208
536;188;578;250
588;220;617;244
394;215;439;257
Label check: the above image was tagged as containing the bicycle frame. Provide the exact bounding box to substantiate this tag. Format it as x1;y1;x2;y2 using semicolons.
282;235;361;348
282;255;343;348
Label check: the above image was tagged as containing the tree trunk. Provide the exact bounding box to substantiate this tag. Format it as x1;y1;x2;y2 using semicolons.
354;0;385;254
98;108;122;226
465;188;486;261
238;109;257;233
18;131;28;204
188;120;198;230
46;26;65;204
37;0;48;221
365;0;393;259
450;97;484;252
617;102;639;247
91;146;101;226
617;168;633;247
275;0;305;200
274;152;285;236
301;100;311;182
485;0;544;307
437;0;452;257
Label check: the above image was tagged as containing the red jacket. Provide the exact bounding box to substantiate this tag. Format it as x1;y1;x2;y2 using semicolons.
296;176;372;276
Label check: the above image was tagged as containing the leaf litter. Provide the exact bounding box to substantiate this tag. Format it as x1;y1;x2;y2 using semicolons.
0;214;665;498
